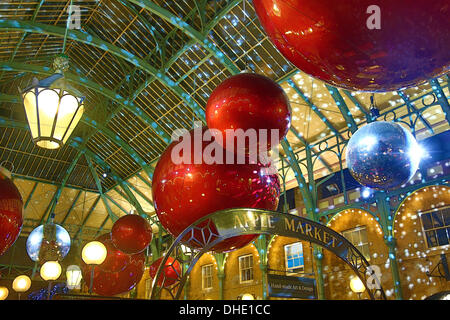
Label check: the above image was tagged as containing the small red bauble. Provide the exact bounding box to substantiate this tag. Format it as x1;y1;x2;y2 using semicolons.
96;233;130;273
206;73;291;154
149;256;181;287
82;251;145;296
0;169;23;256
152;127;280;253
111;214;152;255
253;0;449;91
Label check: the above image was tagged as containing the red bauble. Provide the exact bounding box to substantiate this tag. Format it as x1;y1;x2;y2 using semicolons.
111;214;152;255
82;251;145;296
0;169;23;256
96;233;130;273
152;127;280;253
149;256;181;287
253;0;449;91
206;73;291;154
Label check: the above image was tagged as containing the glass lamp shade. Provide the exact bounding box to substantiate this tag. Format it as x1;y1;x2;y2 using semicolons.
241;293;255;300
66;265;82;290
0;286;8;300
21;74;84;150
350;277;366;293
82;241;107;265
180;244;192;256
12;275;31;293
40;261;62;281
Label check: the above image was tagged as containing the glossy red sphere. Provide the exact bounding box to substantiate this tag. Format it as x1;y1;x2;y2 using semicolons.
148;256;181;287
111;214;152;255
253;0;450;91
82;251;145;296
0;170;23;256
96;233;130;273
206;73;291;154
152;127;280;253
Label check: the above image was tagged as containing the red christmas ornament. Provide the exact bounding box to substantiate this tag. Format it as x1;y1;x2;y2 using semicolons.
253;0;449;91
111;214;152;255
82;251;145;296
96;233;130;273
206;73;291;154
148;256;181;287
152;127;280;253
0;168;23;256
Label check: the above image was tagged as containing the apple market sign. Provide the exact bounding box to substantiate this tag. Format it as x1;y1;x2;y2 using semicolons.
150;209;386;300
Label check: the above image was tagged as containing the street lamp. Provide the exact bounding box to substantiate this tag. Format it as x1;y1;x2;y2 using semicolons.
350;276;366;299
0;286;8;300
82;241;107;294
66;265;82;290
20;55;84;150
241;293;255;300
12;275;31;300
40;261;62;300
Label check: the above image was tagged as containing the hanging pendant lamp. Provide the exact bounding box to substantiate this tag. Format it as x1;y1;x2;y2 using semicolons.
20;54;85;149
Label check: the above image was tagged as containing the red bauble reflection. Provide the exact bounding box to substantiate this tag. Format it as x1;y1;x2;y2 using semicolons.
152;127;280;253
205;73;291;154
149;256;181;287
111;214;152;255
0;169;23;256
96;233;130;273
82;251;145;296
253;0;449;91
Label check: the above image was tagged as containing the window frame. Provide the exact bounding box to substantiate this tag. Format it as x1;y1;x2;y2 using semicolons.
342;225;371;262
238;254;254;284
201;264;214;290
284;242;305;275
419;206;450;250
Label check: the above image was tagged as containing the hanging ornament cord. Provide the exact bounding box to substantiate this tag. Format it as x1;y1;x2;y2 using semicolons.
370;94;380;120
62;0;74;54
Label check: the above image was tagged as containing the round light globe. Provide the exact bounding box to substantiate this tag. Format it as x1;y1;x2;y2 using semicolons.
12;275;31;293
350;277;366;293
40;261;62;281
241;293;255;300
0;286;8;300
82;241;107;265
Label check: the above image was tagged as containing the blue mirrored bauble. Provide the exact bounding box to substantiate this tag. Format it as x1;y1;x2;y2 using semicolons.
26;223;71;262
346;121;422;190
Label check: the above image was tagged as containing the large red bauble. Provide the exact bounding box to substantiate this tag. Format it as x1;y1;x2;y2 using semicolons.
81;251;145;296
96;233;130;273
205;73;291;154
152;127;280;253
148;256;181;287
253;0;450;91
0;169;23;256
111;214;152;255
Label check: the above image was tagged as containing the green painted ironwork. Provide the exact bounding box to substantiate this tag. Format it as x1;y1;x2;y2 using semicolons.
61;190;83;225
73;195;101;241
86;154;119;223
288;79;344;141
0;19;205;120
126;0;240;75
429;78;450;125
24;181;39;209
325;84;359;134
397;90;434;135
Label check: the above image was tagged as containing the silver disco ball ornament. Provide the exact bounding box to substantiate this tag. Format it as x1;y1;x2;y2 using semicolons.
346;121;423;190
26;222;71;262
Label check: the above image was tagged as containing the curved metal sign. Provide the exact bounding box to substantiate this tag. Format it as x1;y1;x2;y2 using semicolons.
150;208;386;300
